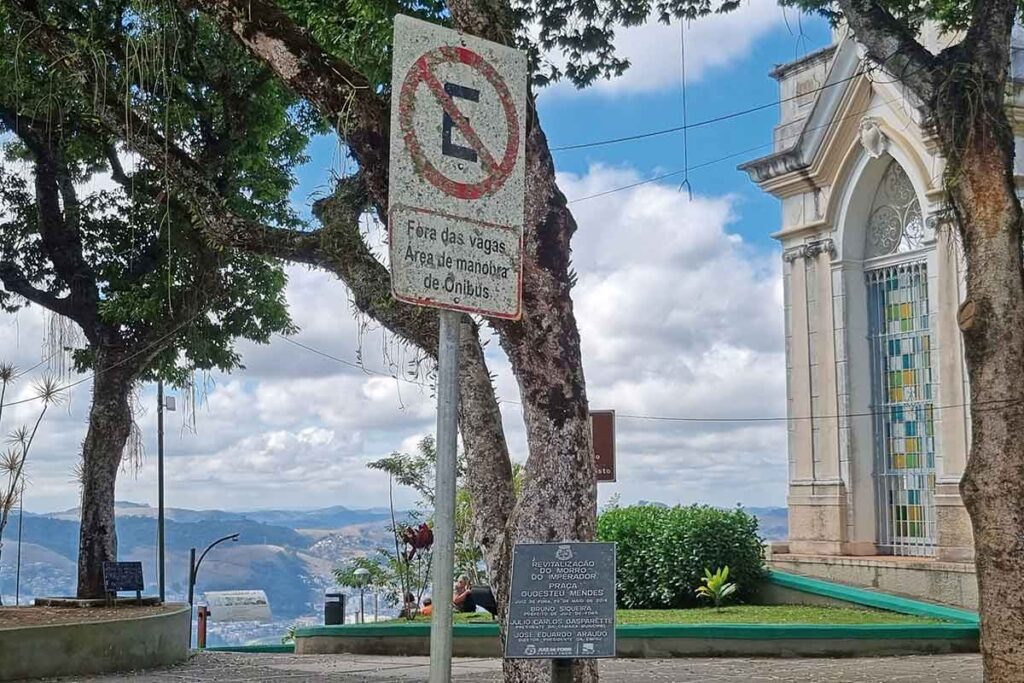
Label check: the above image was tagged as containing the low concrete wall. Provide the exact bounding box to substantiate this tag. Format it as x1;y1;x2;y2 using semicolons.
0;604;190;681
770;554;978;609
294;622;978;658
297;627;497;657
756;581;856;608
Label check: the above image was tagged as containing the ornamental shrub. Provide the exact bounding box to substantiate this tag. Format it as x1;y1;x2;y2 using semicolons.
596;504;766;609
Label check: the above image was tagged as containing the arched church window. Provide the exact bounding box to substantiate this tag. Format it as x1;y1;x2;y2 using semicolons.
865;161;925;258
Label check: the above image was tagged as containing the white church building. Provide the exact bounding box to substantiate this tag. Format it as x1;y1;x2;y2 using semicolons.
738;24;1023;573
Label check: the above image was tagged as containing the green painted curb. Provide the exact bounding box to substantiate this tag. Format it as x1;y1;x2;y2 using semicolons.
294;623;498;638
294;622;976;641
204;644;296;653
766;570;979;624
615;623;976;640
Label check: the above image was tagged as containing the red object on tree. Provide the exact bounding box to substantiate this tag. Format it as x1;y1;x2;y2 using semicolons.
401;523;434;562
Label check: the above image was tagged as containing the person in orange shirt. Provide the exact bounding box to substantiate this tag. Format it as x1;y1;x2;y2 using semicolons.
420;598;433;616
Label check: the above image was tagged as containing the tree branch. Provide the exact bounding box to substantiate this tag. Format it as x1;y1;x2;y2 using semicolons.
0;103;101;331
0;261;76;319
104;144;131;189
178;0;391;208
961;0;1018;77
834;0;937;104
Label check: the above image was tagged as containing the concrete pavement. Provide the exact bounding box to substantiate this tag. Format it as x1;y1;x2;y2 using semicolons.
56;651;982;682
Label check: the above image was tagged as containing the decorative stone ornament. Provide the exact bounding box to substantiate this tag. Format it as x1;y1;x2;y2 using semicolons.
858;118;888;159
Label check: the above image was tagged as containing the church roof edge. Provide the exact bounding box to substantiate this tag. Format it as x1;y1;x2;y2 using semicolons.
770;44;839;81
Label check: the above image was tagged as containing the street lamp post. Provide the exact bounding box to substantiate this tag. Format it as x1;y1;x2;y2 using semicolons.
354;567;369;624
156;382;175;603
188;533;239;647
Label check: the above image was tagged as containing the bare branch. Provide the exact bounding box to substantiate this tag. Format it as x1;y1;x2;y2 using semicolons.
104;144;131;189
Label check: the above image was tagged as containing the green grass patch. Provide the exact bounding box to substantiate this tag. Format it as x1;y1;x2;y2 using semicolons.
404;605;942;625
616;605;942;625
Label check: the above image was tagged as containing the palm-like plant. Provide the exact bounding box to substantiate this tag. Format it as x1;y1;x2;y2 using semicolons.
695;566;738;609
0;371;63;604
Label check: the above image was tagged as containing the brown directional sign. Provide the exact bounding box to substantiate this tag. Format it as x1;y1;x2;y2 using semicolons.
591;410;615;483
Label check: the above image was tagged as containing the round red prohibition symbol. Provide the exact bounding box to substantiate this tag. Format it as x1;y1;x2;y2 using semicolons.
399;45;520;200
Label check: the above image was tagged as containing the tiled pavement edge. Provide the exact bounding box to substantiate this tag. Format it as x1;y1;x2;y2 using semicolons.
42;651;981;682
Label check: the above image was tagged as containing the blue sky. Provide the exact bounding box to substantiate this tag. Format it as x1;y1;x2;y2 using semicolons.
292;12;832;251
6;8;839;513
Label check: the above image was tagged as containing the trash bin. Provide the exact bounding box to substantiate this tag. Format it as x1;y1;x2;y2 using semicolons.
325;593;346;625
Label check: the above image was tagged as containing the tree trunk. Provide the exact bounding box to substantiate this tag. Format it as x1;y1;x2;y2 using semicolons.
456;317;516;604
76;348;135;598
937;72;1024;681
495;102;598;683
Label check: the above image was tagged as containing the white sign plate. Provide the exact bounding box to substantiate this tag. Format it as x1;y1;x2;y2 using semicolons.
388;14;527;319
203;590;272;623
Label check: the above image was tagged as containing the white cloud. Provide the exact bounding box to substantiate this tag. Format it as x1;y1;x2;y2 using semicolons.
544;0;788;97
3;162;788;514
553;165;787;507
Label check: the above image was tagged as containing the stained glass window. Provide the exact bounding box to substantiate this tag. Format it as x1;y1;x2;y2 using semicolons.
865;161;925;258
867;263;936;555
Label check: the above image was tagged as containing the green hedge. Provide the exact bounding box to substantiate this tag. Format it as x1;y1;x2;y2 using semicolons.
597;504;767;609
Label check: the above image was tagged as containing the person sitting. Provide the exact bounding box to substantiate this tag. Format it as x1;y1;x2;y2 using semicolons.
399;592;417;619
420;597;433;616
453;575;476;613
470;585;498;618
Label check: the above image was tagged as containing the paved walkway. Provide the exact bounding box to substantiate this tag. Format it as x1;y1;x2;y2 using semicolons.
62;652;982;682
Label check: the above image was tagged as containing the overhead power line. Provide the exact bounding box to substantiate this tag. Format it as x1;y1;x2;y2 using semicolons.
273;332;1015;425
1;304;216;409
551;70;866;152
566;95;903;204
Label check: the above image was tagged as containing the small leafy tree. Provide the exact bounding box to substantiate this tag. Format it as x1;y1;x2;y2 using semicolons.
695;566;738;609
368;436;485;584
0;365;61;605
334;550;431;620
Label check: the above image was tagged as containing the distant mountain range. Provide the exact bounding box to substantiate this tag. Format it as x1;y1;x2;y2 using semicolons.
0;500;786;644
0;501;396;624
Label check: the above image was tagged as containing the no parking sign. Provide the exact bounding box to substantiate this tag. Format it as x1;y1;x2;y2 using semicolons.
388;15;527;319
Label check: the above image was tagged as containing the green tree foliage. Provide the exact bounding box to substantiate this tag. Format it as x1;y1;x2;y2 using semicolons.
0;0;314;596
597;504;766;609
0;1;308;382
368;435;484;582
334;550;432;617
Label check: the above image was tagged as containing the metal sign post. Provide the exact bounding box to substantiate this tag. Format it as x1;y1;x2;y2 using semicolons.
388;14;527;683
430;309;461;682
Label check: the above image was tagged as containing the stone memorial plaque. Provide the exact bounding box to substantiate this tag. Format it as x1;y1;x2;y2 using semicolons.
505;542;616;659
102;561;143;594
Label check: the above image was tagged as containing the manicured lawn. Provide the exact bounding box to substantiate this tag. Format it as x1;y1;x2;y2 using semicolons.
615;605;941;625
409;605;941;625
